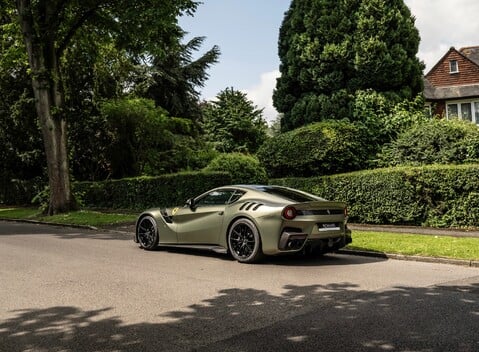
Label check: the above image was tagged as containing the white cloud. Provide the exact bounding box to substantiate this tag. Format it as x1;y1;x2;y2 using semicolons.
405;0;479;72
242;70;280;124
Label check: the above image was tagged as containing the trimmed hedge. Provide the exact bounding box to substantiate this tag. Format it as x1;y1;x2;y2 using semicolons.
257;120;366;178
272;164;479;228
74;171;232;210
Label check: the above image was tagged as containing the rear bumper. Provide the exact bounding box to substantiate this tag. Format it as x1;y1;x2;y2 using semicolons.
278;228;352;252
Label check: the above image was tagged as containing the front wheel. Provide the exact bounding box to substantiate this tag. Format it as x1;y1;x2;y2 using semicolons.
137;216;159;250
228;218;262;263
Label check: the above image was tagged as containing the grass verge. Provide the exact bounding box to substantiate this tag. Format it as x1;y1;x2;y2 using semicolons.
0;207;137;227
348;231;479;261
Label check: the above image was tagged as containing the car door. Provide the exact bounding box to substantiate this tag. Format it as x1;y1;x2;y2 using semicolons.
174;190;235;244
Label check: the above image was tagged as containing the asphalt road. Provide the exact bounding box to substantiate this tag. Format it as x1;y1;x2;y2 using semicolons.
1;221;478;352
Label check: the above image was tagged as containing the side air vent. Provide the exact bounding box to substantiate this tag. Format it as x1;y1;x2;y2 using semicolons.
160;208;173;223
240;202;264;211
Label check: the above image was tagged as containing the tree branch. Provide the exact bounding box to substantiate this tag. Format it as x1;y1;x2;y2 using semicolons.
56;1;109;57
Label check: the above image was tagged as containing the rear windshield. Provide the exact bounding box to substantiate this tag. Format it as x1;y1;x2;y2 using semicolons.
258;187;318;203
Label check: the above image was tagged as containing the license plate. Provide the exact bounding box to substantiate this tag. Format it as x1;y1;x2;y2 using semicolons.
318;223;340;232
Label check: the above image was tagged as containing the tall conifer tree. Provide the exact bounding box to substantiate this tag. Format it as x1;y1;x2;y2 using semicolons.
273;0;424;131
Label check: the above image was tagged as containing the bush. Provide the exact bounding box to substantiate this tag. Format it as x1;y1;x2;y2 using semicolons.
272;164;479;228
0;178;45;206
257;120;366;178
74;171;232;210
378;119;479;166
204;153;267;184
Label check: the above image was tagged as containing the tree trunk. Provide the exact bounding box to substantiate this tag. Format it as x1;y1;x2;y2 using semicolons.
16;0;76;214
32;73;75;215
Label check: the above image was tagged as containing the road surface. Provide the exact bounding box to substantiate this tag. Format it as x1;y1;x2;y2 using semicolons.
1;221;478;351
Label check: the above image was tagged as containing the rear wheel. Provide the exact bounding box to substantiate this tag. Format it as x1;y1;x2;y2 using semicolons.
137;216;159;250
228;218;262;263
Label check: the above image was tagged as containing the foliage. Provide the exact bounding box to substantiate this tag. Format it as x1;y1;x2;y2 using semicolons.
0;9;45;195
274;0;424;131
201;88;268;153
272;164;479;228
204;153;268;185
138;35;220;121
0;178;45;206
349;91;430;167
381;94;430;140
257;120;366;178
378;119;479;167
0;65;45;185
74;172;232;210
99;98;197;178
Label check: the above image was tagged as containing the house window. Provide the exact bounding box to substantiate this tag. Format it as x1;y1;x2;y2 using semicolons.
424;103;432;117
446;100;479;124
461;103;472;121
447;104;458;118
449;60;459;73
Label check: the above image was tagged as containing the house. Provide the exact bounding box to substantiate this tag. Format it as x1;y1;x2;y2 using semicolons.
423;46;479;123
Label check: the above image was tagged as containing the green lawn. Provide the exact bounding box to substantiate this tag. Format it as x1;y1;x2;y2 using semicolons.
348;231;479;261
0;207;137;227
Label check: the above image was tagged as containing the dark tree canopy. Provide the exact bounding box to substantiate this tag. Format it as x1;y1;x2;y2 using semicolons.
273;0;424;131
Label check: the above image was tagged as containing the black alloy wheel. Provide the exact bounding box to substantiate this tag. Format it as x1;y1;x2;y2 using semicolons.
228;218;262;263
137;216;159;250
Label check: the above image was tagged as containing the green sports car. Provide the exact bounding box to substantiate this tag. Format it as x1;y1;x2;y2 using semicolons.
134;185;352;263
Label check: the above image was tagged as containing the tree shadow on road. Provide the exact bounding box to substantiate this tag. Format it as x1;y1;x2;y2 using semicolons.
1;281;478;352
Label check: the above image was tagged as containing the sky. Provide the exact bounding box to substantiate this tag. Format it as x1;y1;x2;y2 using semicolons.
179;0;479;123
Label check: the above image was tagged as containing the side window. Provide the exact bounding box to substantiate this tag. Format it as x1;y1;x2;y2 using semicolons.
196;190;234;206
228;190;245;204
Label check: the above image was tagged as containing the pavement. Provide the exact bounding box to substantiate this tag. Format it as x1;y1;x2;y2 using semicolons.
2;221;478;352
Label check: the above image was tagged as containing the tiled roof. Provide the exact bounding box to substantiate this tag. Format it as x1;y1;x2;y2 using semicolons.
460;46;479;66
423;78;479;100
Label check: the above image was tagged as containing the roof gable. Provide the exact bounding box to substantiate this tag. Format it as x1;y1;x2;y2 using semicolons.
425;47;479;88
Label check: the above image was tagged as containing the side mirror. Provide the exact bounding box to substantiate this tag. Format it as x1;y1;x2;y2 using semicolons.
185;198;196;210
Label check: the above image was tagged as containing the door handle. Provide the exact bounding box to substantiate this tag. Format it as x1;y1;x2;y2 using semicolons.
218;211;224;215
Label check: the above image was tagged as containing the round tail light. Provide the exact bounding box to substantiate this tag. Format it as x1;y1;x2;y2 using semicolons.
282;206;297;220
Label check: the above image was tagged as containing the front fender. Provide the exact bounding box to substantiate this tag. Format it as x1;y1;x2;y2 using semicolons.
135;209;177;244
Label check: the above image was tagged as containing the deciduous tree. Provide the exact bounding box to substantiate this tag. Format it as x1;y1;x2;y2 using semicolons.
9;0;198;214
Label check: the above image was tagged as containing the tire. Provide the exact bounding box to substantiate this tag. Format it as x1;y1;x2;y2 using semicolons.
228;218;262;263
137;216;159;250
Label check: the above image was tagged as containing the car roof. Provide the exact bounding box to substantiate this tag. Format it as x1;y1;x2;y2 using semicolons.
231;185;281;191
